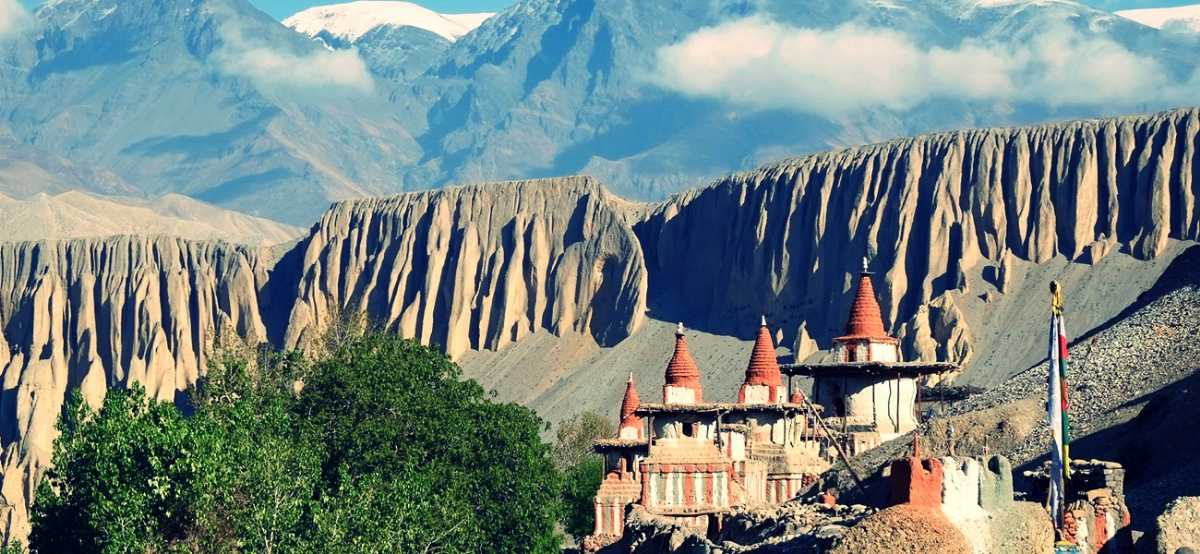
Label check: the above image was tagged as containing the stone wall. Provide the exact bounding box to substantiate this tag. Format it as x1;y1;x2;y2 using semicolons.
1157;497;1200;554
889;454;944;508
1024;459;1133;553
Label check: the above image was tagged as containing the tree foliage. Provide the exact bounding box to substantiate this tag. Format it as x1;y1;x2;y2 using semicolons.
553;411;616;542
552;411;614;471
561;457;605;541
29;333;563;553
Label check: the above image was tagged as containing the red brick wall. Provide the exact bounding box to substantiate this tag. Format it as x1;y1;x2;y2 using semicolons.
889;456;944;508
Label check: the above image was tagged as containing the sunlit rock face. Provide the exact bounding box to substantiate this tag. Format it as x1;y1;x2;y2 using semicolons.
272;176;649;360
0;236;270;540
636;108;1200;373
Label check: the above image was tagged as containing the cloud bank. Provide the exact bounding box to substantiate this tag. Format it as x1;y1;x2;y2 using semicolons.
652;17;1193;117
0;0;31;38
213;10;375;97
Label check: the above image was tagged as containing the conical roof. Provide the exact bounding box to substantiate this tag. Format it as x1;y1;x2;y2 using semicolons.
744;316;782;388
837;270;890;341
664;323;702;397
619;373;641;426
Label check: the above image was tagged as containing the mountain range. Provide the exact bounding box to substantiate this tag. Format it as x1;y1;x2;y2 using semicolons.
1;0;1200;544
0;190;301;244
1;0;1199;223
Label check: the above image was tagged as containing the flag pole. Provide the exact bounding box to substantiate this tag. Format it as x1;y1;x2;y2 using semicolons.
1048;281;1072;531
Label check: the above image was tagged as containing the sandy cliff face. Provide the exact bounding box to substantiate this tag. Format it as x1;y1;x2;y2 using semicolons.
636;108;1200;365
270;176;648;360
0;236;269;538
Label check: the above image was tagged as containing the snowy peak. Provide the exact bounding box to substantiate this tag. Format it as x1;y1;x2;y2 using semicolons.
283;1;493;43
1116;4;1200;32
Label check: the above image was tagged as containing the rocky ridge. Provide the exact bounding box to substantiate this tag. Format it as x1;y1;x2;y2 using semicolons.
270;177;648;359
0;108;1199;540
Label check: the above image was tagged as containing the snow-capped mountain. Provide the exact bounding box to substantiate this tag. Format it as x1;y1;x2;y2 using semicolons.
0;0;1198;223
0;0;421;223
283;1;493;43
1116;4;1200;33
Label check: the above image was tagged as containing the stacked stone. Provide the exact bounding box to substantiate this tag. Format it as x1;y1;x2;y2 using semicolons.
1069;459;1126;501
1156;497;1200;554
1025;459;1134;553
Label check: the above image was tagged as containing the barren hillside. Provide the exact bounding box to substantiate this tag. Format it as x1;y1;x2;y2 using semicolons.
0;191;303;246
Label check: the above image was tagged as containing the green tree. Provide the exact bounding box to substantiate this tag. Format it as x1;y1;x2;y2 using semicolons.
552;411;614;542
29;332;564;553
561;457;604;541
296;333;563;553
30;386;216;553
181;344;321;554
311;466;480;553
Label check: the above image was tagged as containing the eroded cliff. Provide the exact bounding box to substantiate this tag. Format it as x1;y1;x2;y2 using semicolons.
0;236;269;539
269;177;648;360
636;108;1200;367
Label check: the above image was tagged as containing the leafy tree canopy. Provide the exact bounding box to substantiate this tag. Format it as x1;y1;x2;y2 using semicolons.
29;332;563;554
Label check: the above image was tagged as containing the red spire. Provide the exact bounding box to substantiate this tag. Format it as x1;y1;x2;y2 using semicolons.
744;315;782;388
619;373;641;431
664;323;703;401
837;262;889;341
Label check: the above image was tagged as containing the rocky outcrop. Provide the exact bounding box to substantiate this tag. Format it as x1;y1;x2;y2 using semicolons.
792;321;818;362
897;293;973;368
1157;497;1200;554
636;108;1200;353
0;236;269;540
272;177;648;359
615;503;872;554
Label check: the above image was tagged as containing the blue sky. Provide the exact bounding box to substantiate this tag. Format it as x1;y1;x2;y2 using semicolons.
13;0;1200;21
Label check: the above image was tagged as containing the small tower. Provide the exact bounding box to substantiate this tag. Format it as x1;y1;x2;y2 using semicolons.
663;323;703;404
833;259;900;363
738;316;784;403
618;373;643;440
780;259;955;451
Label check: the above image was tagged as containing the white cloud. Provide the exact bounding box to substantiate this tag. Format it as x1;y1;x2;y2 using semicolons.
0;0;32;38
218;44;376;95
212;9;375;97
651;16;1190;117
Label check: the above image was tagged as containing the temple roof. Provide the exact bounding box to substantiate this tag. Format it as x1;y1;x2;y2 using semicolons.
836;267;894;343
664;323;702;396
744;316;783;388
781;361;959;377
619;373;641;425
